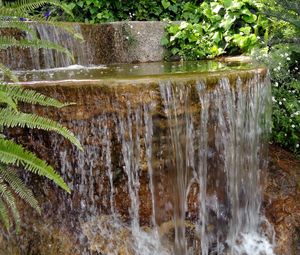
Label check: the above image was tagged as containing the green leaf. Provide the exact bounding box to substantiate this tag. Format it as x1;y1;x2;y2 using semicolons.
211;2;223;14
161;0;171;9
242;11;257;23
161;37;169;46
0;91;17;110
220;15;236;30
168;25;179;34
212;31;222;43
240;26;252;35
67;2;76;10
223;0;233;8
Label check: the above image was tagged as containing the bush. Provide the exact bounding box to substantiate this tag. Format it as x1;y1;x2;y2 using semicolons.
54;0;200;23
162;0;268;60
254;0;300;156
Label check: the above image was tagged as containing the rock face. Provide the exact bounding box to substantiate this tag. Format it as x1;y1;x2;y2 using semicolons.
265;146;300;255
0;21;167;70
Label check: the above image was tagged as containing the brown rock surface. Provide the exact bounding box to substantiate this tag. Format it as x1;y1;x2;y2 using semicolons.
264;145;300;255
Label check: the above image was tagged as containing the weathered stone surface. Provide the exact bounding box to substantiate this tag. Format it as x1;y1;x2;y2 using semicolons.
81;21;167;65
264;145;300;255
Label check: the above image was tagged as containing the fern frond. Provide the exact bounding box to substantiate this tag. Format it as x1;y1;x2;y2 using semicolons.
0;64;18;83
0;91;17;110
0;36;74;62
0;83;74;108
0;138;70;193
8;0;74;18
0;6;32;20
0;179;20;231
0;198;10;231
0;165;41;214
0;108;82;150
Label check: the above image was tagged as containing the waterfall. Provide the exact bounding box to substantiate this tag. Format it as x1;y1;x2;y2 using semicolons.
3;23;93;70
11;63;275;255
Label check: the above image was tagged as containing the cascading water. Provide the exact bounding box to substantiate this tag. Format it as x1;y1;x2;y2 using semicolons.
2;43;276;254
2;23;93;70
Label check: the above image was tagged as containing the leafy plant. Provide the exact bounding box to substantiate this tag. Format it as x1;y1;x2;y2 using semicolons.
52;0;200;23
0;0;82;231
162;0;269;60
253;0;300;155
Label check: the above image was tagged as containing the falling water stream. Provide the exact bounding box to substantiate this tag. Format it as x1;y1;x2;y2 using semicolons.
6;60;276;255
1;23;93;70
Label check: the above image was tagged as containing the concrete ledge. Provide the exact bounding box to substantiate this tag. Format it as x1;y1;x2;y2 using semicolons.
83;21;167;64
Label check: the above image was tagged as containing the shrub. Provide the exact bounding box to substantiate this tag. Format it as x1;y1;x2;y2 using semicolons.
162;0;268;60
53;0;200;23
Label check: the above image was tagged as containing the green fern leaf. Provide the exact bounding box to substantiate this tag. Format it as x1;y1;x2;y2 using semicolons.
0;138;70;193
0;91;17;110
0;108;82;150
0;180;20;231
0;83;74;108
0;198;10;231
9;0;74;18
0;6;32;19
0;165;41;214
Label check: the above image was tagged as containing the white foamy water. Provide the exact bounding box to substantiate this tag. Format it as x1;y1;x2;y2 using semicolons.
231;232;275;255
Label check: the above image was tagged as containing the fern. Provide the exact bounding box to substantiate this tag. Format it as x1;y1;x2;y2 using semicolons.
0;179;20;231
0;165;41;214
0;91;17;110
0;199;10;230
8;0;74;18
0;108;83;150
0;83;74;108
0;138;71;193
0;0;83;232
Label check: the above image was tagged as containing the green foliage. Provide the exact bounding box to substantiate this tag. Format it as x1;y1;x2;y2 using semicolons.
263;0;300;30
54;0;199;23
253;0;300;156
0;0;82;231
162;0;268;60
272;78;299;153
